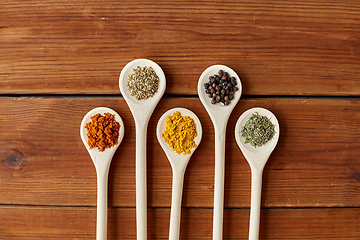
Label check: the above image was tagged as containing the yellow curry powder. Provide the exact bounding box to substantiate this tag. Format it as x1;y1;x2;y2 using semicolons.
85;112;120;152
161;111;197;155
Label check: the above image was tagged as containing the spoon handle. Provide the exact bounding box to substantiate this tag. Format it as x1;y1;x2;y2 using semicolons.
96;166;110;240
248;168;263;240
213;125;226;240
136;122;148;240
169;169;185;240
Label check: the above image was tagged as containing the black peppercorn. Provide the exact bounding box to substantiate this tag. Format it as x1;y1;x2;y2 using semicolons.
203;69;238;106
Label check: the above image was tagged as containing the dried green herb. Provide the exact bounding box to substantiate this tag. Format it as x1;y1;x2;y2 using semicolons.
127;66;160;100
241;112;275;147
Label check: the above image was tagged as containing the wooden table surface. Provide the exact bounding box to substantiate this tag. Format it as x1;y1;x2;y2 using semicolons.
1;0;360;239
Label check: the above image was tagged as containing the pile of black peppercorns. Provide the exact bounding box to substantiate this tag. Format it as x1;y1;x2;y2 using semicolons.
204;70;239;106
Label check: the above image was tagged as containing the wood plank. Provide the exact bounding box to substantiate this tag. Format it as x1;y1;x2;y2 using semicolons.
0;97;360;207
1;0;360;96
0;205;359;239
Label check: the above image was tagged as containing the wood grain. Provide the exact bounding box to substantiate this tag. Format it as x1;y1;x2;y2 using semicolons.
1;0;360;96
1;1;360;239
1;97;359;208
0;205;359;239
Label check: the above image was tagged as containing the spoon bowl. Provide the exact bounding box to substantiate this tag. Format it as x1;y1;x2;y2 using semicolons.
80;107;124;240
156;108;202;240
235;107;280;169
119;58;166;240
235;107;279;240
198;65;242;118
80;107;125;164
157;108;202;171
198;64;242;240
119;59;166;119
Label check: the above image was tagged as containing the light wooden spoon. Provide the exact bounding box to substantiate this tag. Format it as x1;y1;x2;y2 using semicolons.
119;58;166;240
80;107;124;240
235;107;280;240
156;108;202;240
198;65;242;240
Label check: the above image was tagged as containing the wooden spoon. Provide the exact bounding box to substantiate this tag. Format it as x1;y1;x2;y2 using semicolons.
235;107;280;240
119;59;166;240
197;65;242;240
156;108;202;240
80;107;125;240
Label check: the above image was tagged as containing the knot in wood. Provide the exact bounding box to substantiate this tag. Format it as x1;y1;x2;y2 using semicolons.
354;171;360;183
5;149;26;170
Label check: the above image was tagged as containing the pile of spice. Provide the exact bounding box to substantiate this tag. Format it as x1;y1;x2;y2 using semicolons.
204;69;239;106
161;111;198;155
85;113;120;152
241;112;275;148
127;66;160;100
